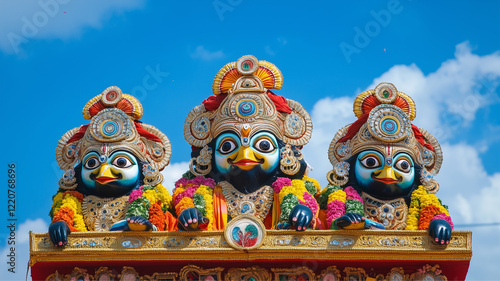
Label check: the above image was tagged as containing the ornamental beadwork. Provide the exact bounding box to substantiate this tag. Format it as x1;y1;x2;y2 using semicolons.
367;104;411;143
82;195;129;231
362;193;408;230
220;182;273;220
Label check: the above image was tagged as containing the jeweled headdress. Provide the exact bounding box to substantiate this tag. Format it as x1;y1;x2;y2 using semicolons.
184;55;312;175
56;86;171;189
327;83;442;193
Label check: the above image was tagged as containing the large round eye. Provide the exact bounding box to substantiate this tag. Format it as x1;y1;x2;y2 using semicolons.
84;157;100;170
112;156;132;168
360;156;381;169
254;138;275;153
219;139;237;154
395;158;412;173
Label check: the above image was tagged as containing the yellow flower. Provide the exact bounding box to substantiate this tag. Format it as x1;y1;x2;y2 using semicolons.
143;189;158;205
52;192;64;206
173;186;185;199
73;213;87;232
155;184;172;209
303;175;321;190
278;185;294;202
203;191;214;230
328;190;346;203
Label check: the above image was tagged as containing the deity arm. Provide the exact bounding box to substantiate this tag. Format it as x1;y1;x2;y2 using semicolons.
318;185;370;230
171;174;217;231
48;189;87;246
273;176;320;230
405;185;453;243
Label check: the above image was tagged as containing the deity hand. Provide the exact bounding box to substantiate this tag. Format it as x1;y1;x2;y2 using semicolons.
178;208;209;231
127;216;153;231
289;204;313;231
334;213;366;230
428;219;451;245
49;221;71;247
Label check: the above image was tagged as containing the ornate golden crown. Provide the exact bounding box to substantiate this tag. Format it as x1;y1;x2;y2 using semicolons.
56;86;171;189
184;55;312;148
327;83;442;193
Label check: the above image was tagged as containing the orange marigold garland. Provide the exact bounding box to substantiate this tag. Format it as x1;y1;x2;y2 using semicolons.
148;202;166;231
418;205;442;230
405;185;453;231
50;190;87;232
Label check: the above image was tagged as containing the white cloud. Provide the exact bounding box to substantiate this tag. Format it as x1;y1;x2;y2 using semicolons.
190;46;224;61
1;218;48;280
302;96;355;184
302;42;500;279
0;0;146;54
161;161;189;193
305;42;500;187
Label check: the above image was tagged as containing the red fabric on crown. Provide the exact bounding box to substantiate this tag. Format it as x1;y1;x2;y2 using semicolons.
134;122;162;143
337;113;369;143
411;125;434;151
267;90;292;113
203;93;228;111
67;124;89;144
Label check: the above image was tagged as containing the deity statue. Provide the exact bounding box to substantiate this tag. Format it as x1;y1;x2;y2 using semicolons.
321;83;453;244
173;55;321;232
49;86;174;247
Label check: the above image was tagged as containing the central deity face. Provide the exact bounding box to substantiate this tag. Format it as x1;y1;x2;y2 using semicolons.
81;150;141;197
354;148;415;199
214;130;280;193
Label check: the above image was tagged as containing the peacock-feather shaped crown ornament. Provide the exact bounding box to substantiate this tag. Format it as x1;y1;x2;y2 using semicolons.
184;55;312;176
56;86;171;189
327;82;443;193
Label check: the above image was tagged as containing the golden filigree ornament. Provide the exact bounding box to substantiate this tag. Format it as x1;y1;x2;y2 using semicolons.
327;83;443;193
184;55;312;150
189;145;213;176
220;181;273;220
83;195;129;231
362;193;408;230
55;86;171;189
280;143;303;175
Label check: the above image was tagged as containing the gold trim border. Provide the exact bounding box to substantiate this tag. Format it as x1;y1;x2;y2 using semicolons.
30;230;472;266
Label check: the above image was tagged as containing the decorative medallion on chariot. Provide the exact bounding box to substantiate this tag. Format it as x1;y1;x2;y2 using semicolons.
174;55;320;232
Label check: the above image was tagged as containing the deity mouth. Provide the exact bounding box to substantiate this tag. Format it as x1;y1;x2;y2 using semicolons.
93;175;122;184
228;158;263;168
371;174;401;184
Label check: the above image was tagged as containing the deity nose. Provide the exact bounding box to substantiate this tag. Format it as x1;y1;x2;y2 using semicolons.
375;166;398;180
234;147;258;163
97;163;116;179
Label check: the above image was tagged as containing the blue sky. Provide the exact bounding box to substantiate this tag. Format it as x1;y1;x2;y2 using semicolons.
0;0;499;279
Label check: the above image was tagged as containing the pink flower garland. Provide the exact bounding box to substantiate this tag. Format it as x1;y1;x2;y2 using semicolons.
272;177;292;193
326;200;345;228
173;185;198;206
175;176;216;189
302;192;319;216
128;186;144;203
344;186;362;201
432;213;454;230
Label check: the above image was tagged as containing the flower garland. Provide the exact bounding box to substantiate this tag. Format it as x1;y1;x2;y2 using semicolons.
274;176;320;226
126;183;173;231
50;190;87;232
318;185;364;229
172;174;216;230
405;185;453;230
